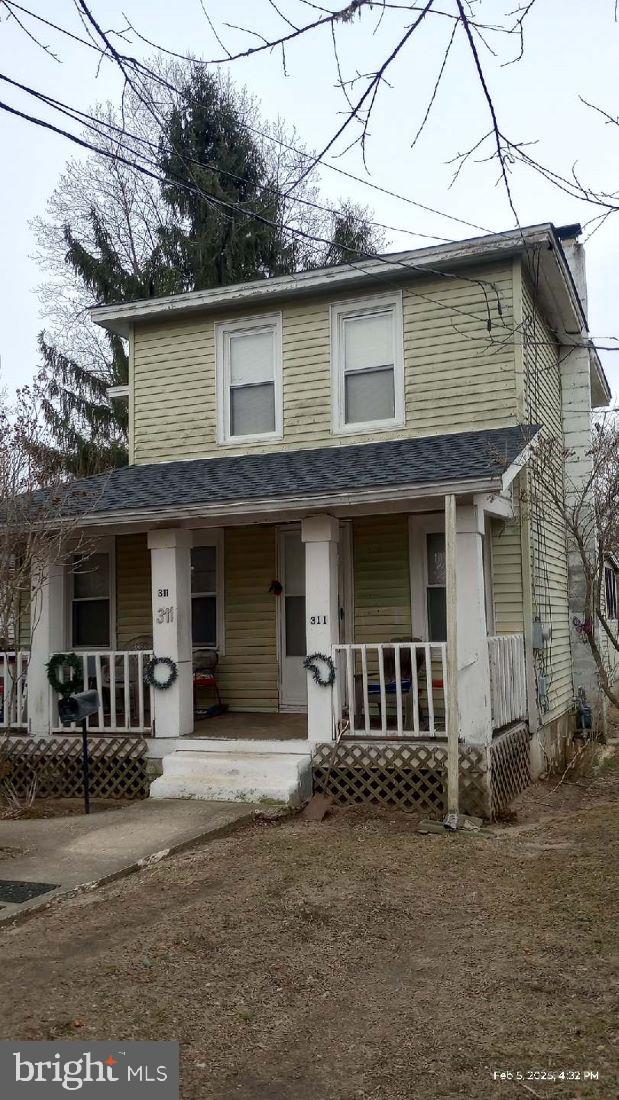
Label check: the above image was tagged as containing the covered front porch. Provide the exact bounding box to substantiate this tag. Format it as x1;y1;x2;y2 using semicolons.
2;426;536;812
5;501;529;751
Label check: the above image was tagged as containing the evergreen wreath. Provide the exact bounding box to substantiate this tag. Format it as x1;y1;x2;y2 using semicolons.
144;655;178;691
303;652;336;688
46;652;84;698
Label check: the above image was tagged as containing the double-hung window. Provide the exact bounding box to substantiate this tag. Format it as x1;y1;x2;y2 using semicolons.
605;563;618;621
332;294;404;433
216;314;282;443
191;534;224;649
72;552;111;648
426;532;447;642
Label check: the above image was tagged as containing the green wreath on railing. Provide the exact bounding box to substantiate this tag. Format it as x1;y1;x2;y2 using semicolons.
46;652;84;698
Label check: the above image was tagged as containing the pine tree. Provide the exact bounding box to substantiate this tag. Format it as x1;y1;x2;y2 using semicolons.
158;70;299;289
33;63;384;477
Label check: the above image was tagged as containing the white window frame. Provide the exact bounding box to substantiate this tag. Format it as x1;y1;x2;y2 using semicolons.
605;563;618;622
330;292;405;436
215;313;283;446
191;530;225;654
69;538;115;652
409;514;444;642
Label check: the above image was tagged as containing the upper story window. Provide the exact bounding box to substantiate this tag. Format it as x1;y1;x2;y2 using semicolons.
216;314;283;444
331;293;404;434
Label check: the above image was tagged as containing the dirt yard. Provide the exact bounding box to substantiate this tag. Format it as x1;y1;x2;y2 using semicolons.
1;751;617;1100
0;797;125;821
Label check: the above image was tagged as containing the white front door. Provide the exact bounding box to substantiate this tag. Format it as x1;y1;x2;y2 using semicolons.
278;528;307;711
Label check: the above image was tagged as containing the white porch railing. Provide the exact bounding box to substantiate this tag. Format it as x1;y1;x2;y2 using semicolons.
488;634;527;730
0;651;29;730
332;642;447;738
51;650;154;734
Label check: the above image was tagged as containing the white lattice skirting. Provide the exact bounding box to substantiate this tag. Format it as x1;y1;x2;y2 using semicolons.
313;725;530;819
0;736;150;801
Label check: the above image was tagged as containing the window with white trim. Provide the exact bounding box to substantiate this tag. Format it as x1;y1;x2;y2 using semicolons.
71;553;111;648
605;563;618;620
426;532;447;642
216;315;282;443
191;535;224;649
332;295;404;432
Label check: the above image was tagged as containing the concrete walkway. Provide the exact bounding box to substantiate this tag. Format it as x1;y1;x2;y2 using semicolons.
0;799;254;924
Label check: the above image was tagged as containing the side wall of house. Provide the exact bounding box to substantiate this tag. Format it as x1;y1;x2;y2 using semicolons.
520;273;573;726
490;513;524;635
131;262;518;464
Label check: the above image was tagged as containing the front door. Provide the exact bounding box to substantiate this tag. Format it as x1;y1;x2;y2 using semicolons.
278;528;307;711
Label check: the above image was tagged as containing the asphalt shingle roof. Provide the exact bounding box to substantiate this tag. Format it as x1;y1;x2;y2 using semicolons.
56;425;535;518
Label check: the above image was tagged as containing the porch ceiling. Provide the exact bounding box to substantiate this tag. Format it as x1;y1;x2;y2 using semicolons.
36;425;538;527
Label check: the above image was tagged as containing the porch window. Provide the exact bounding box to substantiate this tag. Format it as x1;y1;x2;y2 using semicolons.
331;294;404;432
426;532;447;642
605;563;618;620
216;314;282;443
191;545;218;647
71;553;111;648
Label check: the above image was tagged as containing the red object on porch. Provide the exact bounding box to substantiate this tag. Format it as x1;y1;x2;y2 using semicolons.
192;649;226;717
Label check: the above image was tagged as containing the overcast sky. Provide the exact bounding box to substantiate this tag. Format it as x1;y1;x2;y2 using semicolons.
1;0;618;401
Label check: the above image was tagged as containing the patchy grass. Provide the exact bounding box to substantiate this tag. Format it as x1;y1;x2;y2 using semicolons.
0;753;617;1099
0;797;125;820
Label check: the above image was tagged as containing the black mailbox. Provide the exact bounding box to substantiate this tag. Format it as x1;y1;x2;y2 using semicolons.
58;689;100;726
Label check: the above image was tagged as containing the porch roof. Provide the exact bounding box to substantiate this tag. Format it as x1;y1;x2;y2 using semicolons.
49;425;537;524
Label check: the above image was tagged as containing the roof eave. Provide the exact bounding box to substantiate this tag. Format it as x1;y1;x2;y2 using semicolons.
90;224;557;337
61;474;506;529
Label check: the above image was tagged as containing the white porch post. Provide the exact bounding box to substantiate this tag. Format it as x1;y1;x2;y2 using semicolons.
147;529;193;737
28;556;65;737
455;502;492;743
445;494;459;818
301;515;339;743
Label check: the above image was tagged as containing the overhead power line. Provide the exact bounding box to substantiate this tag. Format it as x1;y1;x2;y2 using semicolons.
1;0;493;236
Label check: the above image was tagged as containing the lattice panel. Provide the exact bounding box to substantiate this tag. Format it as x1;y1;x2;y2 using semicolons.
0;736;149;801
312;741;491;818
490;725;530;817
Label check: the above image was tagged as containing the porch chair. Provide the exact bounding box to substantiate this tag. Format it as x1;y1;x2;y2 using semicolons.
355;639;443;733
193;648;227;719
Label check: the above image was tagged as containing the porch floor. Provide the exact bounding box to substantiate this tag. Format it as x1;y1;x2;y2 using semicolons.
189;710;307;741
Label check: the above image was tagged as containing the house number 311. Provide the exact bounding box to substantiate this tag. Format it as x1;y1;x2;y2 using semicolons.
156;606;175;624
309;615;327;625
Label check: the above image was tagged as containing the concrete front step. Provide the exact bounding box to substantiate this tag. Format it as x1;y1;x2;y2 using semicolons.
149;744;313;806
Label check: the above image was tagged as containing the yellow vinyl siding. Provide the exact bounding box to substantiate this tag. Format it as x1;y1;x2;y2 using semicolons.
216;525;279;712
115;533;152;648
114;526;279;712
353;515;411;643
490;517;524;634
521;275;572;724
131;262;518;464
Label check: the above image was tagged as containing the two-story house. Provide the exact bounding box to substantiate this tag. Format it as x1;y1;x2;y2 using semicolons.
13;222;611;816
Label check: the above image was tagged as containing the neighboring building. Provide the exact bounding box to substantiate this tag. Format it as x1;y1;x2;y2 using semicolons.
3;223;611;814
